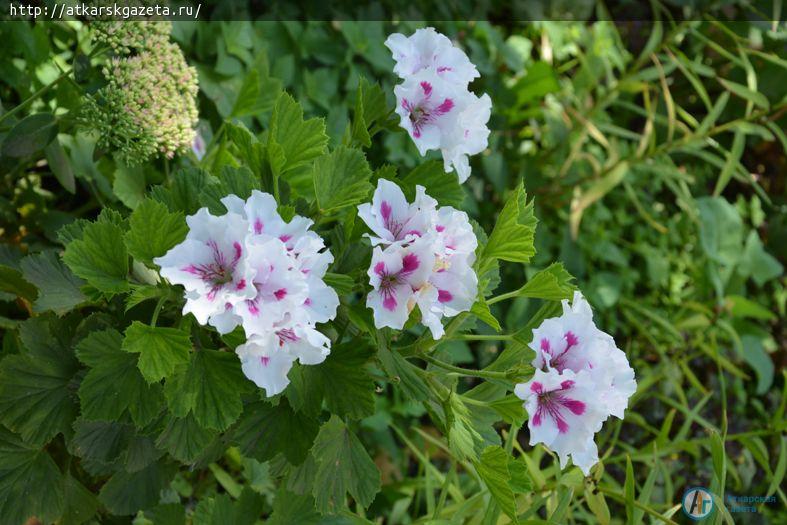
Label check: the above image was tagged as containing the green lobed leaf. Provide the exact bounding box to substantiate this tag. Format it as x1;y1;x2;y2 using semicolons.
269;488;321;525
474;446;521;524
191;487;265;525
312;146;373;214
20;250;86;315
233;399;319;465
150;167;213;215
98;462;175;516
70;419;137;470
163;349;246;431
268;92;329;175
310;415;381;514
125;199;188;266
60;473;100;525
0;426;64;525
508;263;576;302
123;321;192;384
482;181;537;265
156;413;217;465
0;317;79;446
377;345;430;402
62;216;130;295
76;329;164;427
287;340;376;420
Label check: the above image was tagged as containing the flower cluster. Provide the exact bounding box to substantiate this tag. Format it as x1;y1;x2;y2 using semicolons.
514;292;637;475
386;28;492;183
358;179;478;339
154;191;339;396
83;25;198;165
92;21;171;54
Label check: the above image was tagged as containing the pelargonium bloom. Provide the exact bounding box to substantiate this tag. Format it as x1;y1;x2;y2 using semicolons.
357;178;437;246
367;242;435;329
154;209;256;325
530;292;637;418
359;180;479;338
515;292;637;475
514;369;606;475
385;27;479;87
155;190;339;397
387;28;491;183
236;321;332;396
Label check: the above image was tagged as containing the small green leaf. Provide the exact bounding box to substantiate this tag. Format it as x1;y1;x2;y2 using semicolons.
506;263;576;302
377;345;430;402
199;166;261;214
125;199;188;266
20;251;86;315
310;415;381;513
123;321;191;384
446;391;483;462
233;399;319;465
44;138;76;193
471;297;502;332
1;112;58;157
718;78;770;110
62;217;129;295
312;146;373;214
482;181;537;265
191;488;265;525
401;160;465;208
164;349;245;431
150;167;213;215
113;164;147;210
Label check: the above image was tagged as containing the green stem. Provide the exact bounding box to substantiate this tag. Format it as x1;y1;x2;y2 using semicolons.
420;354;510;381
487;289;521;306
454;333;513;341
0;69;72;125
150;296;167;327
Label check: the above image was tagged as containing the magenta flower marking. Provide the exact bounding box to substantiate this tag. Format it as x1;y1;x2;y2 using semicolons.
375;254;421;311
401;81;454;138
530;380;586;433
277;328;299;347
253;219;264;234
260;356;270;366
182;240;243;301
274;288;287;301
542;331;580;372
437;289;453;303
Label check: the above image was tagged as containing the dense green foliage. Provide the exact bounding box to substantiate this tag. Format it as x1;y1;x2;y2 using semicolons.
0;11;785;525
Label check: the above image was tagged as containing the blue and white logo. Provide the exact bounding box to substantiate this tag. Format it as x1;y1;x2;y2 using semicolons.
683;487;714;520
